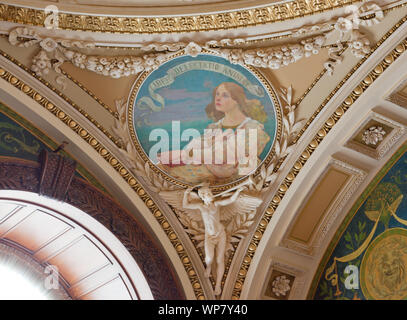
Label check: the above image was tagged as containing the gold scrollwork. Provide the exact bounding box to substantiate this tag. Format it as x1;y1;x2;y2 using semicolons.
0;1;360;34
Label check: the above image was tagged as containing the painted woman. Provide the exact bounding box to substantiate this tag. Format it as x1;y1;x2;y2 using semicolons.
157;82;270;184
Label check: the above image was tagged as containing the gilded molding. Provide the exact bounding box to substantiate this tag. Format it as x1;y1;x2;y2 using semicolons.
125;48;284;190
293;16;406;144
59;69;119;119
55;2;404;113
345;112;406;159
6;2;382;83
0;34;117;118
0;50;122;148
291;3;406;106
0;66;205;300
0;1;362;34
281;158;367;256
50;3;404;50
2;0;385;134
0;2;405;299
231;22;407;299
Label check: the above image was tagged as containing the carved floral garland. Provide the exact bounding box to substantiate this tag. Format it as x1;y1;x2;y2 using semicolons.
7;2;383;87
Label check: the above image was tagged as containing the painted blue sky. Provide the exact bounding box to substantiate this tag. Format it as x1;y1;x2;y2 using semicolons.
150;84;214;125
133;54;276;126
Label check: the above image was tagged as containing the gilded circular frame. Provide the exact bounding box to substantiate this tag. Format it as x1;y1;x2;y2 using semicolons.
360;228;407;300
127;49;282;191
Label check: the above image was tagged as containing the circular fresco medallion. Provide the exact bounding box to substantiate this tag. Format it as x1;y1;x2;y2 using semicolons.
360;228;407;300
128;52;281;187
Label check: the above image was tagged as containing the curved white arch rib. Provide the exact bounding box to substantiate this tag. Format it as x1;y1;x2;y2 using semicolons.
0;190;154;300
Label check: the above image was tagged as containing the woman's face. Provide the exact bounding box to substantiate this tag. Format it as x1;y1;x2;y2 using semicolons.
215;84;239;113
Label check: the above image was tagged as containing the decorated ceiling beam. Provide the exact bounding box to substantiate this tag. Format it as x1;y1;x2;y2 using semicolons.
6;1;383;88
0;0;366;34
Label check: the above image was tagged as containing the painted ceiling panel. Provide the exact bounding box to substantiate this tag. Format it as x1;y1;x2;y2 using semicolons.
311;142;407;300
0;101;108;192
289;168;350;244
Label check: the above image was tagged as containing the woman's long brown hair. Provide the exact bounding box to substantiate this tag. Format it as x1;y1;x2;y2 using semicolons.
205;82;267;123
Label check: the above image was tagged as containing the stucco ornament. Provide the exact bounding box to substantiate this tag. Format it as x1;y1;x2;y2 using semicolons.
8;26;95;89
362;126;386;145
184;42;202;57
6;1;384;87
347;2;384;27
334;17;354;34
321;1;383;75
159;178;262;296
31;51;52;76
39;38;58;52
272;275;291;297
348;30;371;58
216;35;326;70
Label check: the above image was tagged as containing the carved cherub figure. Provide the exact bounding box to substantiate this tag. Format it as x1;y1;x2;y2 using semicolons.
183;183;244;295
160;179;262;296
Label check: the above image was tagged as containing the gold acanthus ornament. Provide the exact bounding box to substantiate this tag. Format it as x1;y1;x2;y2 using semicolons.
0;0;371;34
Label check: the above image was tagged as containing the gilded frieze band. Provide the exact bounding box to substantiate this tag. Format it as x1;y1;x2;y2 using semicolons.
0;0;360;34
